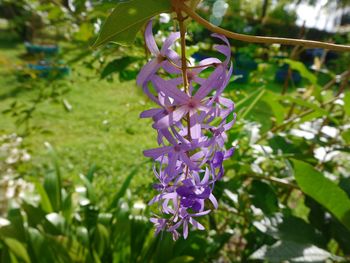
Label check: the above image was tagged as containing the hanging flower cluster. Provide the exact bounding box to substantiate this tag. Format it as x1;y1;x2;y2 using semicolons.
137;21;235;240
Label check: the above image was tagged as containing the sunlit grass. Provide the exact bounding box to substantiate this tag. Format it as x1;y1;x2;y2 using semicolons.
0;40;157;203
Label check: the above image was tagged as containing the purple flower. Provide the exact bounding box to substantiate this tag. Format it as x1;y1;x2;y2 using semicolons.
137;20;180;86
138;20;235;239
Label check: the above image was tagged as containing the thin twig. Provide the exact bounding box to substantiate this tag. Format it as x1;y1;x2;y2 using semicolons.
243;174;299;189
179;3;350;52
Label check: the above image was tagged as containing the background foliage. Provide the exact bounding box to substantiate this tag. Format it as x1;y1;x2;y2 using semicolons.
0;0;350;262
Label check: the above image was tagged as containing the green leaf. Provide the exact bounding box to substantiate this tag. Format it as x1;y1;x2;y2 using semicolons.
292;160;350;231
284;97;328;116
254;214;326;247
3;238;31;263
250;180;278;215
44;171;62;212
53;236;88;262
61;193;73;222
43;149;62;212
262;91;285;124
168;256;195;263
110;20;146;46
100;57;137;79
268;135;300;155
79;173;97;204
86;164;97;183
239;88;266;119
250;240;341;263
341;130;350;144
7;209;26;243
339;178;350;198
76;226;89;248
92;0;172;47
284;59;317;85
28;228;55;262
130;218;152;262
235;87;263;109
107;162;148;210
93;224;110;257
344;91;350;116
74;23;95;42
34;180;53;213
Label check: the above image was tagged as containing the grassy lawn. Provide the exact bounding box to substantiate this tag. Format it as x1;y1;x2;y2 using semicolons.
0;36;157;202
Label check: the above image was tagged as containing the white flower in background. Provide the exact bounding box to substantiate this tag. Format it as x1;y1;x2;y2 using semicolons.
0;134;34;216
159;13;171;24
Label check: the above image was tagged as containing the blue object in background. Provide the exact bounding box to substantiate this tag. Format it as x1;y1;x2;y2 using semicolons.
300;48;338;67
25;42;59;56
28;62;70;78
275;64;301;84
233;68;249;83
192;52;210;62
235;52;258;71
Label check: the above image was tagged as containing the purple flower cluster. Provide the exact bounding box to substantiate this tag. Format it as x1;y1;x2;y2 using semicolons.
138;21;235;240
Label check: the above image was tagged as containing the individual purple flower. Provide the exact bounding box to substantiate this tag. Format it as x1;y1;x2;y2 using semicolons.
168;209;210;239
138;20;236;239
136;20;180;86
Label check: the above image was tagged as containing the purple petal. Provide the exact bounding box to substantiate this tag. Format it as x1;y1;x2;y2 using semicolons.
136;59;160;86
201;168;210;184
189;110;202;140
155;77;189;104
194;65;225;101
196;187;211;199
189;218;205;230
161;129;178;145
180;152;198;170
224;147;235;159
191;210;211;217
192;57;221;75
140;108;162;118
165;153;179;178
161;32;180;54
143;146;173;159
183;220;189;239
155;106;188;129
145;20;159;55
209;194;218;209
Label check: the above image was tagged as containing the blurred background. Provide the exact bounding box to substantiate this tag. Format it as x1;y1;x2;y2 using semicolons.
0;0;349;262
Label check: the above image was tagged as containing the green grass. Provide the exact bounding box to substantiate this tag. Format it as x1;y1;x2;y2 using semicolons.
0;40;157;203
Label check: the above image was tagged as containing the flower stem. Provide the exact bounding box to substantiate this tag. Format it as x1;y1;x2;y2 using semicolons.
179;2;350;52
177;11;192;180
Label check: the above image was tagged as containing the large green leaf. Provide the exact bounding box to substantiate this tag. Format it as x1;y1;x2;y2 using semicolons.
293;160;350;231
250;240;341;263
254;214;326;247
92;0;172;47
